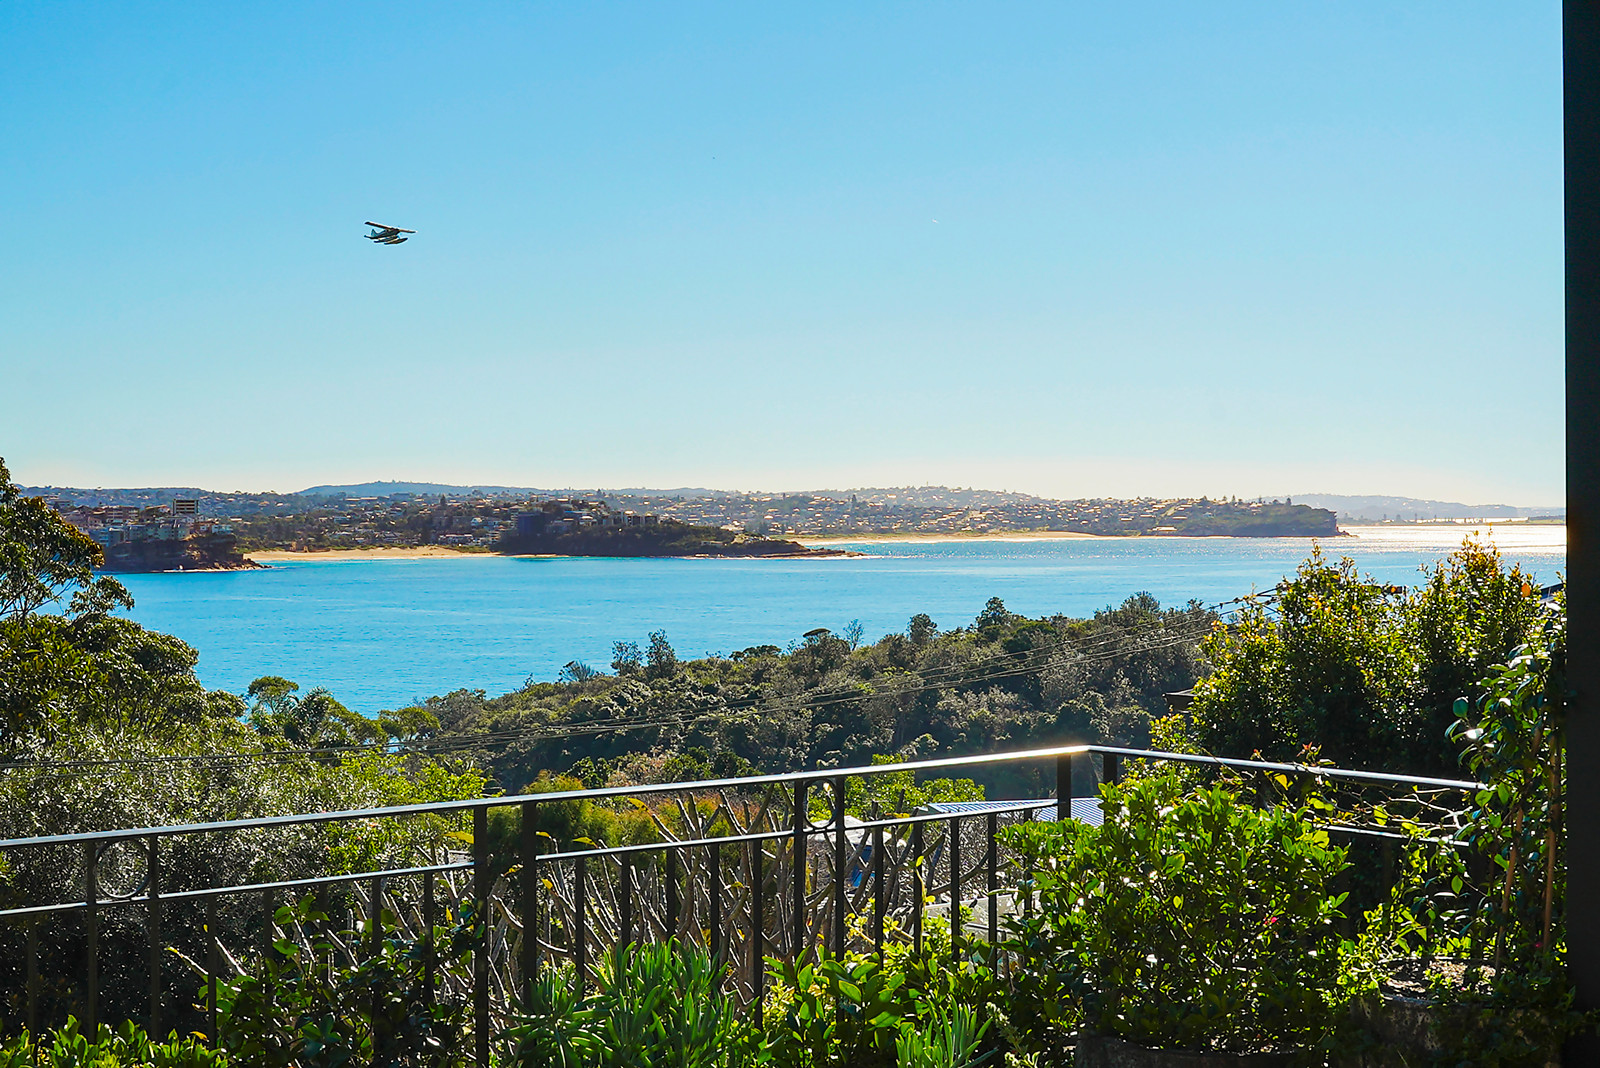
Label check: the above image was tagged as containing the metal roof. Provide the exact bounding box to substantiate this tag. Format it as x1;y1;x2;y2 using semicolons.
920;797;1103;827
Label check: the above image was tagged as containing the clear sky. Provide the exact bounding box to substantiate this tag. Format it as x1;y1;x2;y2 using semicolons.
0;3;1563;504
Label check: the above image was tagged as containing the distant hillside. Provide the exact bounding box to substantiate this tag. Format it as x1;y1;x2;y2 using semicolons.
295;481;540;497
1288;494;1564;522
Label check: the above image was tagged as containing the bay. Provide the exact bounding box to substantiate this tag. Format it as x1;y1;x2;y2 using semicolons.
115;525;1567;714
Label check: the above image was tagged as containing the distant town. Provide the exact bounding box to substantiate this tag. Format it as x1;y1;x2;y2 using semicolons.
25;483;1368;565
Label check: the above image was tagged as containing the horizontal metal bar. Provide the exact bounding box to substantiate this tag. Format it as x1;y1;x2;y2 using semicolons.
0;861;471;921
0;744;1097;850
533;800;1062;864
541;828;794;863
1094;745;1487;793
0;743;1485;852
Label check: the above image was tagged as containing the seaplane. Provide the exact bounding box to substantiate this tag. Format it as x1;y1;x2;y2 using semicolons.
364;221;415;244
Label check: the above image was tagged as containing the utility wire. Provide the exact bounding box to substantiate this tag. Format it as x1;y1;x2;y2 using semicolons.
1;589;1278;776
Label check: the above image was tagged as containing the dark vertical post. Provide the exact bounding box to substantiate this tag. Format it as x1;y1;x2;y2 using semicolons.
368;879;382;954
423;869;437;1006
832;777;847;955
791;780;808;961
619;859;633;949
575;855;589;995
26;919;38;1034
912;821;924;955
666;850;681;939
205;897;218;1041
521;800;538;1000
1568;1;1600;1054
1056;752;1077;825
473;805;490;1066
83;841;97;1031
751;843;765;1020
1102;751;1121;787
872;821;885;957
147;835;162;1035
986;811;999;947
948;817;961;963
368;877;382;1058
709;846;723;966
263;889;276;958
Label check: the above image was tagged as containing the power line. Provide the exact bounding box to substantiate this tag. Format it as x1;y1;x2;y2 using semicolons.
1;589;1277;776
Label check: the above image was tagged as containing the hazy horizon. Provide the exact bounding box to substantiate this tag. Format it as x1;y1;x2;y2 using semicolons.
7;466;1565;513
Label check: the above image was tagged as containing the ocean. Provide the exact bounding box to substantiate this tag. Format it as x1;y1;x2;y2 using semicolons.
114;525;1567;714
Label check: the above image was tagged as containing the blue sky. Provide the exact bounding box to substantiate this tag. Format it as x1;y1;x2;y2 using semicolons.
0;3;1563;504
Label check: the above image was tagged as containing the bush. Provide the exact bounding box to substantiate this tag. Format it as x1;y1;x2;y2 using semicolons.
504;940;758;1068
211;897;475;1068
1001;773;1348;1057
0;1019;224;1068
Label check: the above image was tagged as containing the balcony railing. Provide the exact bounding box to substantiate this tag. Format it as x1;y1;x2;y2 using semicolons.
0;743;1484;1057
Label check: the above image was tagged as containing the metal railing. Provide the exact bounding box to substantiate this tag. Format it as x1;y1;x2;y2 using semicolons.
0;743;1485;1056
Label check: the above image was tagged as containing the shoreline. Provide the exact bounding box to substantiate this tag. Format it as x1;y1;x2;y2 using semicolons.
245;546;858;563
247;547;498;562
797;530;1106;546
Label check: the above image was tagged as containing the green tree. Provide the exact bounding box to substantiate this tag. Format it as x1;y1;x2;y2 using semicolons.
0;456;130;622
645;630;678;679
1185;542;1545;774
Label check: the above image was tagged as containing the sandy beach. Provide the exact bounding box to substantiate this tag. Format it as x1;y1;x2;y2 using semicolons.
246;546;496;562
796;530;1105;546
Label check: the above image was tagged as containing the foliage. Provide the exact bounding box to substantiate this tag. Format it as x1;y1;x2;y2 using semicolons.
245;676;386;748
0;1019;225;1068
1345;598;1585;1066
764;955;912;1067
1183;541;1547;775
0;457;132;625
211;896;475;1068
504;940;760;1068
1001;773;1348;1057
841;755;986;817
424;594;1214;797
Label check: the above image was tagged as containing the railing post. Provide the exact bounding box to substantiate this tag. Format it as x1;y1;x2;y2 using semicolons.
263;889;276;959
620;858;633;950
473;804;490;1066
83;840;97;1032
368;878;382;954
750;842;764;1020
948;816;961;963
667;850;681;939
575;855;588;995
986;810;998;948
833;777;847;956
205;897;218;1042
368;876;383;1058
423;868;437;1005
912;821;924;955
521;800;538;1000
709;845;723;966
147;835;162;1035
791;780;808;961
26;918;38;1034
1057;751;1077;825
872;815;885;958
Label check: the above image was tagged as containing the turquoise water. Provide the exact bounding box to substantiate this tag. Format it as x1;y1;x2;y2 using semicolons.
114;526;1567;714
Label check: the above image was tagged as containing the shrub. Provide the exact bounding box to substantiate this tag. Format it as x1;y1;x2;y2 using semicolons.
1001;773;1348;1056
504;940;758;1068
210;896;475;1068
0;1019;224;1068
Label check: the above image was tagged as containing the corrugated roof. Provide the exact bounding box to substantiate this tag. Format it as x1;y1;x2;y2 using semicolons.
920;797;1103;827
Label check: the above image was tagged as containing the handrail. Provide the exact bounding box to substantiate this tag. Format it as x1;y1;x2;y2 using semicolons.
0;740;1491;1040
0;743;1486;851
